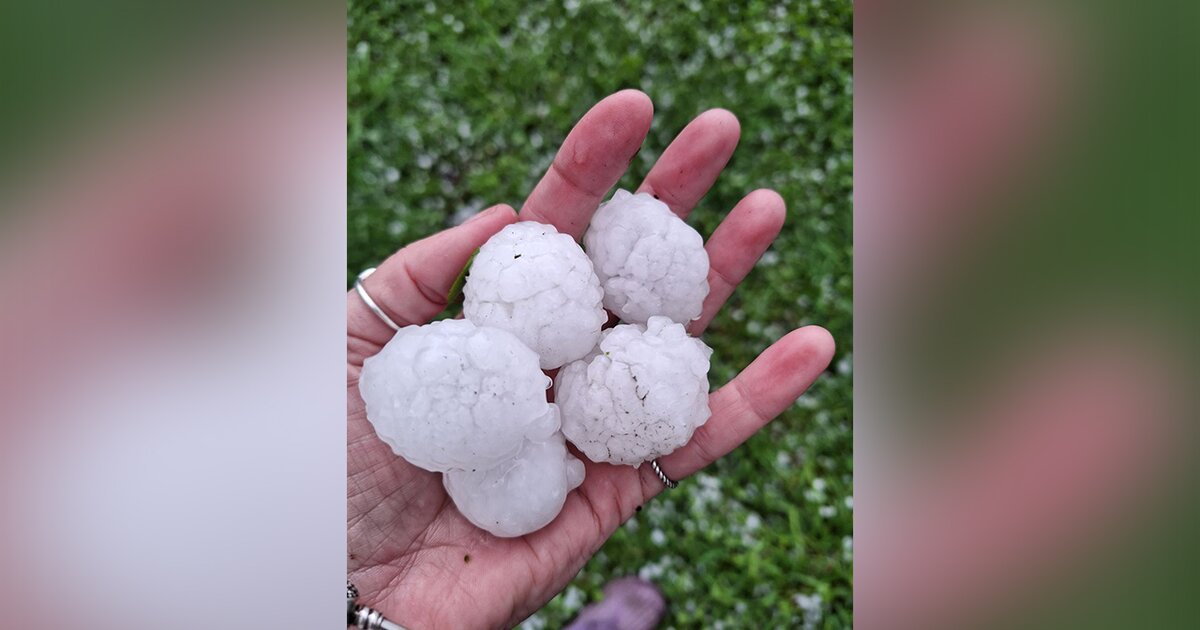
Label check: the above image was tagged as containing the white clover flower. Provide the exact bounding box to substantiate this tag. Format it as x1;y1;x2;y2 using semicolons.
583;190;709;324
638;562;666;581
556;316;712;465
358;319;557;472
444;430;585;538
464;221;606;369
794;592;824;630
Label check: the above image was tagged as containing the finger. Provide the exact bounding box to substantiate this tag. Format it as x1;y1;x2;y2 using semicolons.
347;204;518;362
687;189;786;335
640;326;836;499
636;108;740;218
521;90;653;239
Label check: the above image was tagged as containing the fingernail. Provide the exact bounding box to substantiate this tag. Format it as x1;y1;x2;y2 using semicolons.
462;206;496;225
464;204;512;225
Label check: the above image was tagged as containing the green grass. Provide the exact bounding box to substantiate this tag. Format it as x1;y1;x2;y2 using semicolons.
348;1;852;626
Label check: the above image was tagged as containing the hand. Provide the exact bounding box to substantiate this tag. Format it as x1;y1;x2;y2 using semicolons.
347;90;835;629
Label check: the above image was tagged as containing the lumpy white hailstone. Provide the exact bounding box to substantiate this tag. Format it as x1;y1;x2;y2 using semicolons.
584;189;710;325
556;316;712;466
358;318;558;473
444;428;586;538
360;205;718;537
464;221;606;369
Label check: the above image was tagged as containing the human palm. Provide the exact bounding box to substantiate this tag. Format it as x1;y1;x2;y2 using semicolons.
347;90;834;629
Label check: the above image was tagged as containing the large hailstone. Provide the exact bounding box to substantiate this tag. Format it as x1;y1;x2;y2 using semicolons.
556;316;712;466
358;318;558;473
583;189;710;325
464;221;606;369
444;429;586;538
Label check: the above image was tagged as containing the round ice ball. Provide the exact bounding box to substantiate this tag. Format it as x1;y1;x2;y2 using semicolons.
443;428;586;538
464;221;606;369
358;318;558;473
583;189;709;325
556;316;712;466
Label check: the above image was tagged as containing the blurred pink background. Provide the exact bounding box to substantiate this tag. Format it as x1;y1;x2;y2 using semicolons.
857;1;1198;628
0;7;346;629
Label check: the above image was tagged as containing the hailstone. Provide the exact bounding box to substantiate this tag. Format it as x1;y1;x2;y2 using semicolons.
583;189;710;325
464;221;606;369
358;318;558;473
444;429;586;538
556;316;713;466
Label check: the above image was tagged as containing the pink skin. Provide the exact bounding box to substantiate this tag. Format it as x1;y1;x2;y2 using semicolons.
347;90;835;629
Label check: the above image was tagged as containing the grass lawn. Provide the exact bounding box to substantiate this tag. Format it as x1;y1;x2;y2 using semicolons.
348;1;853;626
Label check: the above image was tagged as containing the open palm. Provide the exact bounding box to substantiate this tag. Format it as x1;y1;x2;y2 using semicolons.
347;90;834;629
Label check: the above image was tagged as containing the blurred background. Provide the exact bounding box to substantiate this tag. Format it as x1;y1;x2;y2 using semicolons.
857;1;1199;628
0;3;346;629
348;1;853;627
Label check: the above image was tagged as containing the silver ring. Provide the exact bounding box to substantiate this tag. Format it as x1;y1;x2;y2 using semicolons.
355;267;400;332
348;580;409;630
650;459;678;489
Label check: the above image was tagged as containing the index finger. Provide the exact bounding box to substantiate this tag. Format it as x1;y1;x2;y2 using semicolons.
520;89;653;239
